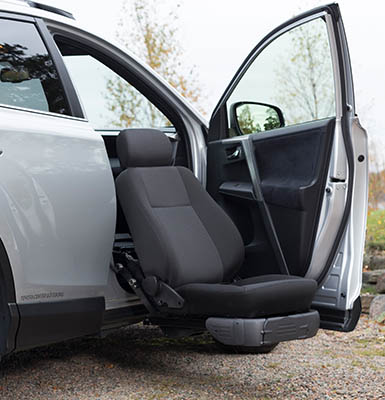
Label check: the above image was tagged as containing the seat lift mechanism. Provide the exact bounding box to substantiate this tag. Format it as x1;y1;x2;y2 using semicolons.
112;251;185;314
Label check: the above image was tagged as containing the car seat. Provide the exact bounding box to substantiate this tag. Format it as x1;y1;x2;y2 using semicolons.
114;129;320;348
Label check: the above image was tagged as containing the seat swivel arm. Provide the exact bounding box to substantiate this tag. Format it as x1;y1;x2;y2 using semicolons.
142;276;185;309
112;260;157;314
112;251;184;313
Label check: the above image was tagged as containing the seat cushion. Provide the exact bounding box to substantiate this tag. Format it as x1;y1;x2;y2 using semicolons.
176;275;317;318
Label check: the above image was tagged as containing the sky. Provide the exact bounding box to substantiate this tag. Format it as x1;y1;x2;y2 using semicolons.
43;0;384;156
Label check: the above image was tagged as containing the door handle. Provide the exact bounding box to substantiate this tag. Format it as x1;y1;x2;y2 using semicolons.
227;148;241;160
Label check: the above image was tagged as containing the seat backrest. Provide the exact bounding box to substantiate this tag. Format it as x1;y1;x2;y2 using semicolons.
115;129;244;288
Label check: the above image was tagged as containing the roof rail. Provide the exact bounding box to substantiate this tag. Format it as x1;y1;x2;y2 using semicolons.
24;0;75;20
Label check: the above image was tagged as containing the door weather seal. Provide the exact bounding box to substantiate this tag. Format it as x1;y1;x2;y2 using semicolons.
242;136;290;275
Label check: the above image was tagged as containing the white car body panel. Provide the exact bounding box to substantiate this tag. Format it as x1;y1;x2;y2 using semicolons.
0;106;116;302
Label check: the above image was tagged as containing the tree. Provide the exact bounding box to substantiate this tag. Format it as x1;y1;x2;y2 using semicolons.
0;43;67;113
263;107;281;131
275;18;335;125
236;105;280;135
237;105;261;134
105;0;204;128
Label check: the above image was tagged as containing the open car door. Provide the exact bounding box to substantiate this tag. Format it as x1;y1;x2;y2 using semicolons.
207;3;368;331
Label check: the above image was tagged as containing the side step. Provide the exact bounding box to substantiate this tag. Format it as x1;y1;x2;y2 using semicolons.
206;310;319;347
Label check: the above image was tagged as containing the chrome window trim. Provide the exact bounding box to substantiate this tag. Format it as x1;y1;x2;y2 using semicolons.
0;102;88;121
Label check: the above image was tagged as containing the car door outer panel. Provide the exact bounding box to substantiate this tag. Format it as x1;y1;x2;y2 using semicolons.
0;107;116;352
0;107;116;299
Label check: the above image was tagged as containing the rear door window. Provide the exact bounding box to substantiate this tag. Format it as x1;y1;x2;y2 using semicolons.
0;18;70;115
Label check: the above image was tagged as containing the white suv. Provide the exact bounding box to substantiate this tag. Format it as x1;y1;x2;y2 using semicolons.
0;0;368;358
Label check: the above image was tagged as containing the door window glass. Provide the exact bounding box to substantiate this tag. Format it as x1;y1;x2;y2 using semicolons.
227;17;335;136
62;54;170;130
0;19;70;115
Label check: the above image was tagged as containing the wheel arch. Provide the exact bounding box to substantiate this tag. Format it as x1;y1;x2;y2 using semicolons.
0;237;19;358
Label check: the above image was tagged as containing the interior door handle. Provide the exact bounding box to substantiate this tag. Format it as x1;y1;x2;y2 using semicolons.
227;148;241;160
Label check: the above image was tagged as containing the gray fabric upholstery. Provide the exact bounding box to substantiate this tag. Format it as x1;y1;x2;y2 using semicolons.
116;165;244;288
176;275;317;318
117;129;173;168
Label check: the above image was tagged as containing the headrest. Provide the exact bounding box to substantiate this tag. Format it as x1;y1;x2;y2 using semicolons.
116;129;173;168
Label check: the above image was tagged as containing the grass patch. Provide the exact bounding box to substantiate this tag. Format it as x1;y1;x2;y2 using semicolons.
366;209;385;251
375;311;385;324
355;347;385;357
361;284;377;295
266;362;280;369
357;337;385;345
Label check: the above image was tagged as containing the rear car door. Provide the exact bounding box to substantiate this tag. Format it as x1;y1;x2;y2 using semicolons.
207;4;368;331
0;13;116;353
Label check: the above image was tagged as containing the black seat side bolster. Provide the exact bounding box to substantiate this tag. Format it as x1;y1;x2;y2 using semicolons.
176;276;317;318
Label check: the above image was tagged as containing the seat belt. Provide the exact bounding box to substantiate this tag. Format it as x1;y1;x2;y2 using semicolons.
242;136;290;275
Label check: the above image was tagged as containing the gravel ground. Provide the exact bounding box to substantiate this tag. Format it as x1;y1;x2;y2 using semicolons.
0;316;384;400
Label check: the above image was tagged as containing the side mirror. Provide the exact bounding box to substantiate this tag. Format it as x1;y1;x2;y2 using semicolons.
230;101;285;135
0;67;30;83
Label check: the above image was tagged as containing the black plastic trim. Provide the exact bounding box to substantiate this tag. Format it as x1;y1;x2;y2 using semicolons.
16;297;105;351
0;239;18;358
35;18;84;118
315;296;361;332
249;117;334;143
0;241;16;305
219;181;255;201
102;304;147;331
26;1;75;20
